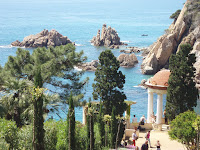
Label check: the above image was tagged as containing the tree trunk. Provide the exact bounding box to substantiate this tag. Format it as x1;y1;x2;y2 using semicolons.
115;120;121;149
32;102;36;150
90;115;94;150
197;128;199;150
105;122;107;147
68;114;71;150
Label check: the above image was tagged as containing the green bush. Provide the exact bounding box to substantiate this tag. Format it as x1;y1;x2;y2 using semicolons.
44;120;58;150
169;111;197;149
75;121;87;150
0;118;18;149
18;125;32;150
56;120;68;150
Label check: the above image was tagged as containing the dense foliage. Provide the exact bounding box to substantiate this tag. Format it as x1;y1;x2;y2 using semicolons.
0;118;112;150
169;111;197;150
166;44;199;120
93;50;127;116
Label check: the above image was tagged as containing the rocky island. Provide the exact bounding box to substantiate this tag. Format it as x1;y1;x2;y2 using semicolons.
11;29;72;48
91;24;126;48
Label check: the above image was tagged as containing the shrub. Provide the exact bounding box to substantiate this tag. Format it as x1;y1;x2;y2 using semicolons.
56;120;68;150
0;118;18;149
75;121;87;150
44;120;58;150
18;125;32;150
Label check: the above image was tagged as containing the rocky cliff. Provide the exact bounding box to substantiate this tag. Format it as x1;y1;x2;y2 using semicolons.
91;24;124;47
141;0;200;80
11;29;72;48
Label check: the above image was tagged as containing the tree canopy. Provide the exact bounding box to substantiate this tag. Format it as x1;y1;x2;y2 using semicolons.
166;44;199;121
92;50;127;116
0;44;88;124
168;111;197;150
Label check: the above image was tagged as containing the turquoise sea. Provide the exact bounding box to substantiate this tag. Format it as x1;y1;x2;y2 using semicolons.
0;0;188;122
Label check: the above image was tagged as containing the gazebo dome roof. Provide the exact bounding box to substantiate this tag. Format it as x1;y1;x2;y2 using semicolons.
149;70;170;86
145;70;171;90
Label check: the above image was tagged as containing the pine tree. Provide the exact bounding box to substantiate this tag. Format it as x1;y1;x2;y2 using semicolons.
33;66;44;150
166;44;199;120
93;50;127;116
111;106;117;148
67;92;76;150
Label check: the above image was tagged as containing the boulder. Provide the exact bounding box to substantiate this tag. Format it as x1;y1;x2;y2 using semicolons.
76;60;99;71
91;24;125;47
117;53;138;67
11;29;72;48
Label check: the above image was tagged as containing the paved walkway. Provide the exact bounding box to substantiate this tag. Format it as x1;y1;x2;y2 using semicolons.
120;129;186;150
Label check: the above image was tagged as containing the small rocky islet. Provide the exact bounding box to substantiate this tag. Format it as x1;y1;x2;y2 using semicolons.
11;29;73;48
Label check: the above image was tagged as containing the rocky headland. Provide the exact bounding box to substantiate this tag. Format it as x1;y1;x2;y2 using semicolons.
11;29;72;48
91;24;126;48
141;0;200;87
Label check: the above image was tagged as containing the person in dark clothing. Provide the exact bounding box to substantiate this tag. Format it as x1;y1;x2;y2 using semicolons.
141;140;149;150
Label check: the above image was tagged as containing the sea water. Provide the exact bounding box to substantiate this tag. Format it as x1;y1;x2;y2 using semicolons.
0;0;186;122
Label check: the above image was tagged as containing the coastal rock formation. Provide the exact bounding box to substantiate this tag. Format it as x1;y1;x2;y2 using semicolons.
141;0;200;77
11;29;72;48
117;53;138;67
120;47;147;54
76;60;99;71
91;24;124;48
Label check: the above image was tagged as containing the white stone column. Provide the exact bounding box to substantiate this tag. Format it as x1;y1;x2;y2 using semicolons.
82;106;87;125
156;93;163;124
147;90;154;123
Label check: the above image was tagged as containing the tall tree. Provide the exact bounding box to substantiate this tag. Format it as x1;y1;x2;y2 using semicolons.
2;44;88;105
67;92;76;150
32;66;44;150
93;50;127;116
111;106;117;149
168;111;197;150
86;101;94;150
166;44;199;120
98;101;105;147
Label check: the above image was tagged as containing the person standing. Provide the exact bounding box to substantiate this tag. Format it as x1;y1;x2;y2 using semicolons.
132;130;137;146
145;130;152;148
132;115;137;123
163;110;167;124
141;140;149;150
155;140;161;150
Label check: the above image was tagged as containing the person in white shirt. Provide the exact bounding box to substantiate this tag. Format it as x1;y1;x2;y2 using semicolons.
132;115;137;123
132;130;137;146
140;115;146;125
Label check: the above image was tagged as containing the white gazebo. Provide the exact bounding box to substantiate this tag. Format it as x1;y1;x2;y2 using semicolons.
145;70;170;125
